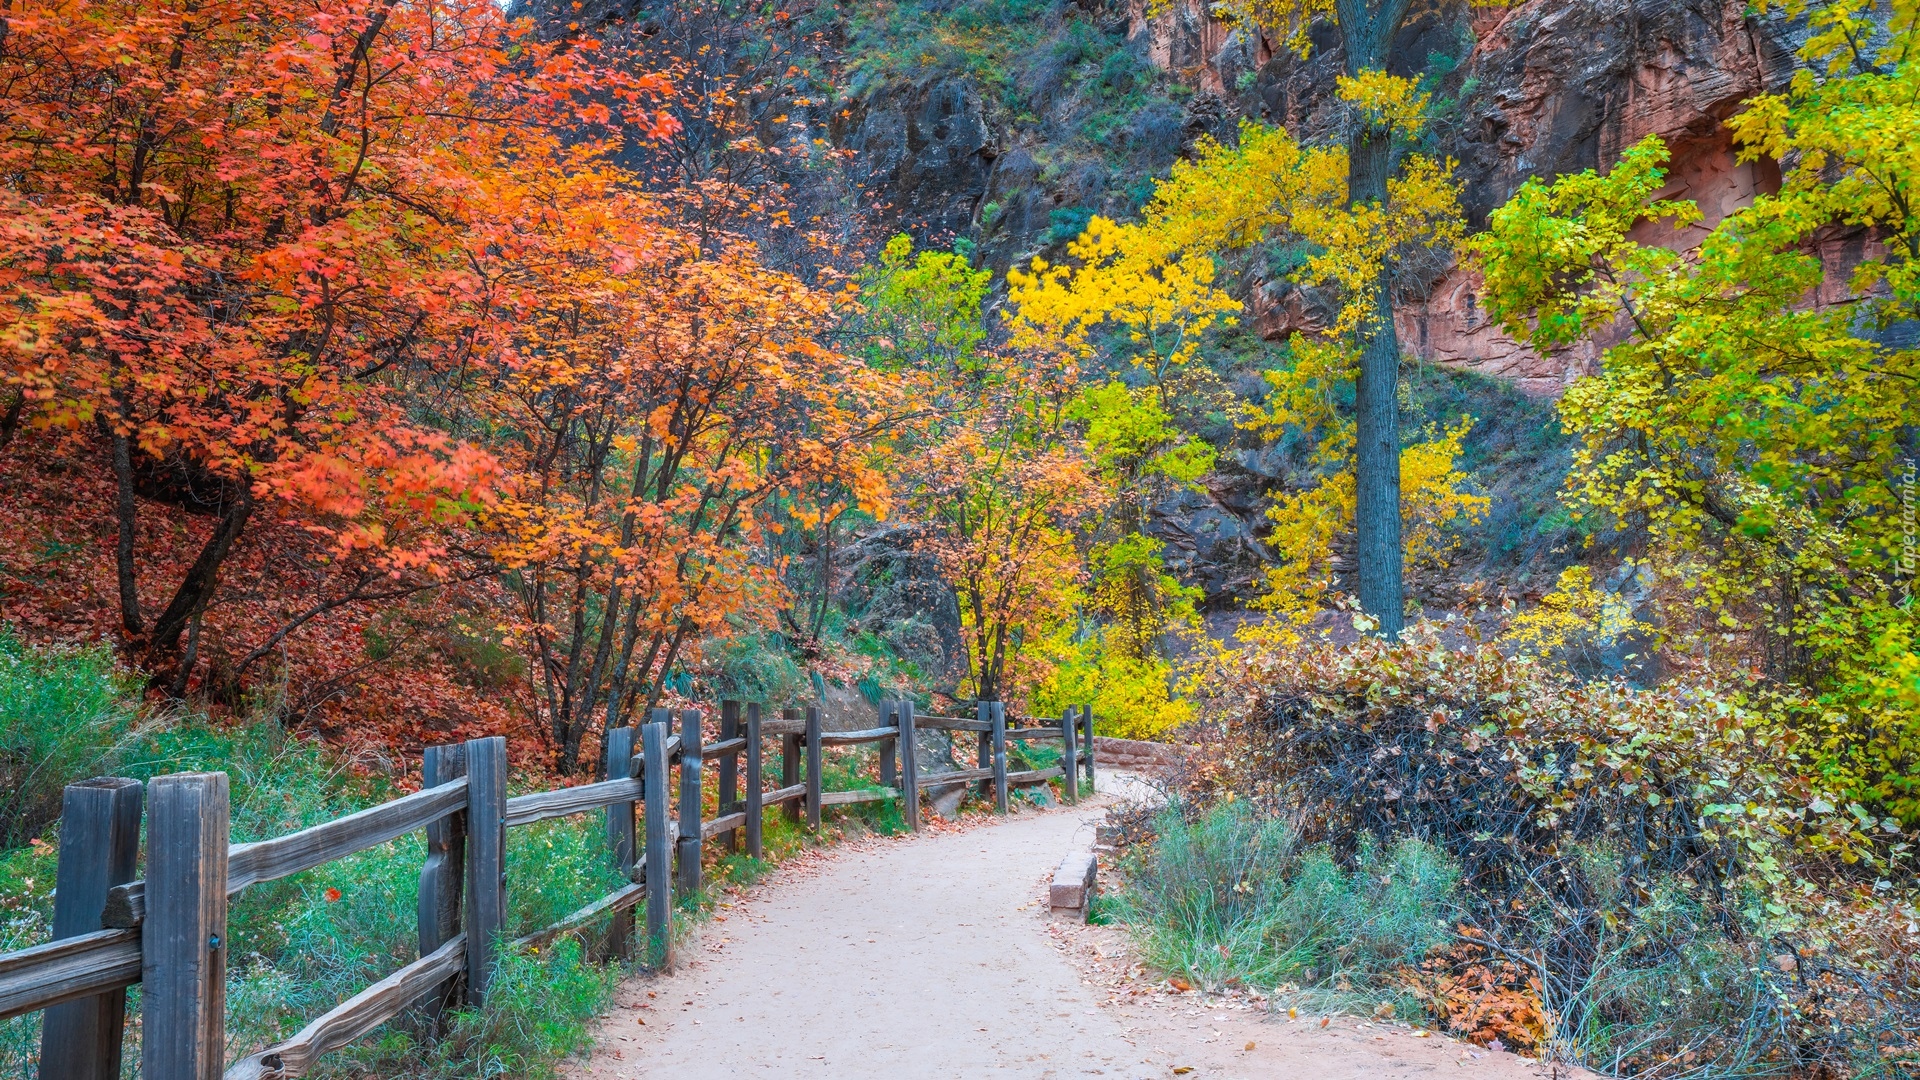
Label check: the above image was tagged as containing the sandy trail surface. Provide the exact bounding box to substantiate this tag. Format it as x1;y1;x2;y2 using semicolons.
568;784;1554;1080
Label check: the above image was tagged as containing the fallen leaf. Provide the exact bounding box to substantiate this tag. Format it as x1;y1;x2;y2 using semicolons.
1173;1069;1193;1076
1244;1041;1257;1051
1320;1017;1330;1028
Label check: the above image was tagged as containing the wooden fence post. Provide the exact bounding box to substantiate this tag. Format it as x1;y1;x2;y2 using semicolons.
990;703;1009;815
141;772;228;1080
744;703;763;859
1060;707;1079;805
718;701;740;853
780;708;800;825
804;705;823;832
900;700;920;832
640;720;673;970
38;777;142;1080
1080;702;1095;790
416;742;468;1033
878;700;897;790
603;727;637;960
463;736;507;1005
676;710;703;898
974;701;992;799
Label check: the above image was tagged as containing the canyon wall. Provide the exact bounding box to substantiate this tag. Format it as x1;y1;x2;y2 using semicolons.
1136;0;1807;394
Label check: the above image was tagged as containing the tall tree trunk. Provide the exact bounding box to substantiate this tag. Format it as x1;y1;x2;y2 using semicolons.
1339;0;1413;639
144;480;254;676
108;410;145;638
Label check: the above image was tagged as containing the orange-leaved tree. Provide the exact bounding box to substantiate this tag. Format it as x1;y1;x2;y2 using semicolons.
480;192;896;771
0;0;672;690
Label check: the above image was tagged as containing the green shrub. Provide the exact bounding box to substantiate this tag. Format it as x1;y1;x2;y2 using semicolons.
1048;206;1094;245
0;627;142;848
1118;801;1459;1007
1186;630;1918;1073
344;939;619;1080
703;631;810;706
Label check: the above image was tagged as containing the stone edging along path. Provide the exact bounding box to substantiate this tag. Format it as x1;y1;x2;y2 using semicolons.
567;781;1561;1080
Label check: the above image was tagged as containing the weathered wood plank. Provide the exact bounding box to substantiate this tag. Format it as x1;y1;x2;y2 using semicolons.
992;702;1009;815
511;883;647;954
717;703;740;855
1061;706;1079;806
416;742;467;1034
622;733;682;780
463;738;507;1006
816;727;897;745
503;777;643;828
780;708;801;825
804;706;822;832
759;783;806;806
232;782;468;892
107;781;468;929
1080;703;1096;787
142;772;229;1080
817;789;897;807
701;736;747;761
744;703;763;860
222;935;466;1080
1004;727;1064;741
640;721;673;970
39;776;141;1080
975;702;992;798
1006;767;1066;785
900;701;920;832
0;929;142;1022
676;709;703;898
912;715;992;733
878;701;897;789
701;811;748;840
759;716;806;736
602;726;637;963
918;767;993;788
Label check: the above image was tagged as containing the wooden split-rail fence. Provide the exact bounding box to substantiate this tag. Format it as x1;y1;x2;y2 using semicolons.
0;698;1096;1080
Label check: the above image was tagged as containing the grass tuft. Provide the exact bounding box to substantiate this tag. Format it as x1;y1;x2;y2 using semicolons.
1117;801;1458;1011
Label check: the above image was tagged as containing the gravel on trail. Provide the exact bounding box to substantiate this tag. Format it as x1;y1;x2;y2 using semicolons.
569;783;1560;1080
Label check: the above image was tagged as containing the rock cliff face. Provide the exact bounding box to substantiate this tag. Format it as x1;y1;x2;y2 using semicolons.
832;78;999;243
1139;0;1807;394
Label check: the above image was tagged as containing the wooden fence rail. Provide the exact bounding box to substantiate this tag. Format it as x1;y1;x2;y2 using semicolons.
0;697;1092;1079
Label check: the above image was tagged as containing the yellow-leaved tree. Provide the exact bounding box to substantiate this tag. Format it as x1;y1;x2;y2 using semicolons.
1127;0;1497;637
1471;0;1920;824
1008;76;1480;639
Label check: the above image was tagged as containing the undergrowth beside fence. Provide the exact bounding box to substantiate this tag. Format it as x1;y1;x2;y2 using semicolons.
1124;628;1920;1079
1116;802;1459;1021
0;635;909;1079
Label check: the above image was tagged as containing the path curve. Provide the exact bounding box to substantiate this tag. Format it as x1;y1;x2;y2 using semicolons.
569;787;1554;1080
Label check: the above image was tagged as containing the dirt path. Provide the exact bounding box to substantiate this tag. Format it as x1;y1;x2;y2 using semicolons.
569;787;1554;1080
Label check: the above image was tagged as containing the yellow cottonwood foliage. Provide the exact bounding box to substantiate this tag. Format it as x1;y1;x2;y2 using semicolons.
1337;68;1435;133
1007;91;1460;361
1007;215;1240;378
1259;416;1488;628
1005;83;1472;623
1026;619;1193;740
1471;0;1920;823
1500;565;1652;663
